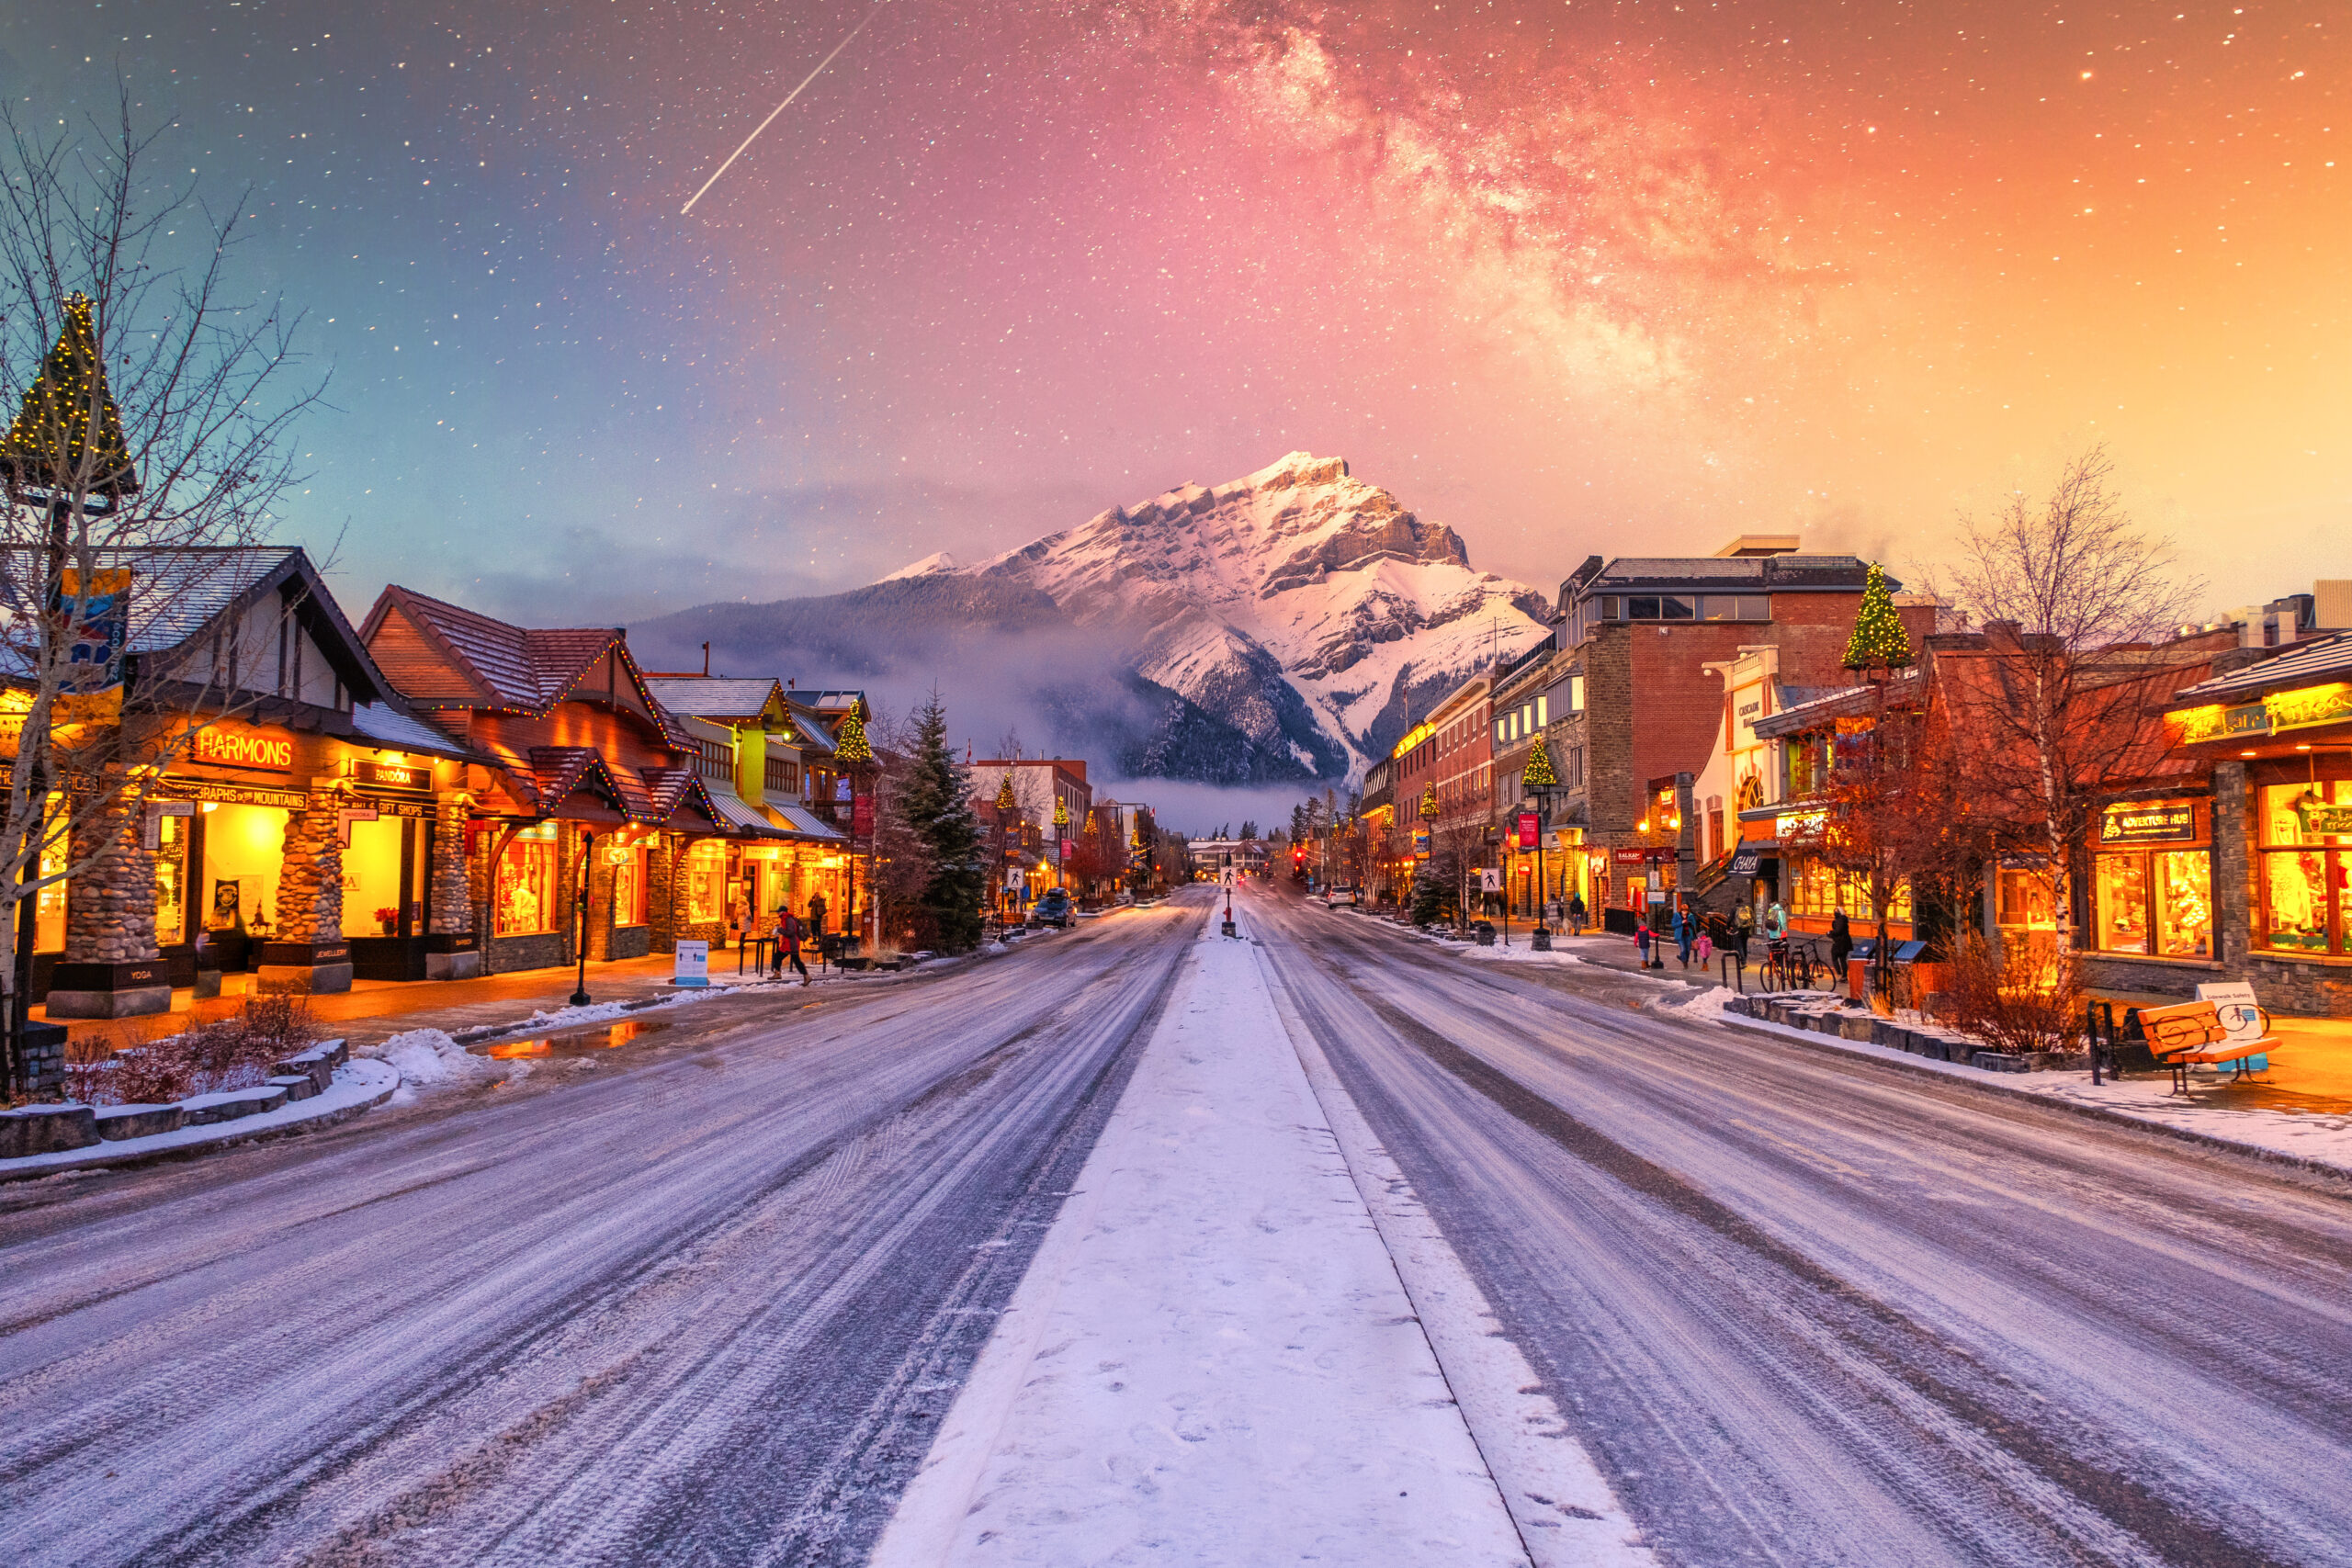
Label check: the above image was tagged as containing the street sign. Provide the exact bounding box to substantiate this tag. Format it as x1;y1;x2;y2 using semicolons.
673;940;709;988
1478;868;1501;892
1516;811;1539;849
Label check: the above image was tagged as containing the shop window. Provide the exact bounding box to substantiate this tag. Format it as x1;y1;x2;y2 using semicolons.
345;816;407;936
2154;850;2214;957
497;829;562;936
33;797;65;953
614;846;649;927
1997;868;2058;947
2258;781;2352;955
683;840;727;924
2093;853;2151;953
154;812;189;947
200;800;288;944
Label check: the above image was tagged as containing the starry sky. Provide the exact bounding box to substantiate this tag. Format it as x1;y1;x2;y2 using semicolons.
4;0;2343;628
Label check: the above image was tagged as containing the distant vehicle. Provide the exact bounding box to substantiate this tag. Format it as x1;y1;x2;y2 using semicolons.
1029;888;1074;928
1323;885;1360;908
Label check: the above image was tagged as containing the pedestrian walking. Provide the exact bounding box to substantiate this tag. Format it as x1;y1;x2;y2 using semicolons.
1634;913;1652;966
1734;900;1755;962
1829;908;1853;990
1674;900;1695;967
1567;892;1587;938
779;906;810;985
1764;899;1789;941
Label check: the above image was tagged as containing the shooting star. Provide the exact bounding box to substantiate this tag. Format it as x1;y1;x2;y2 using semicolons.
681;1;889;217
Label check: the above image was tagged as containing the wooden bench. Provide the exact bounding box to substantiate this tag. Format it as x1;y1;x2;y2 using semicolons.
2133;1000;2278;1094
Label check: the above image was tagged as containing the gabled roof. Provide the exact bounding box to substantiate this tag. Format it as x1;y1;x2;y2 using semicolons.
0;545;392;705
361;585;652;716
644;676;787;724
351;701;487;762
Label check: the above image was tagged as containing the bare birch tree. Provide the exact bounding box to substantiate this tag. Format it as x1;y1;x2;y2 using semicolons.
0;95;322;1082
1939;447;2199;956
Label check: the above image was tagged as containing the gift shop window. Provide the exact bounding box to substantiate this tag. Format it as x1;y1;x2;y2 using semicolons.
2091;802;2213;958
613;845;650;927
682;840;728;924
496;823;562;937
2259;780;2352;956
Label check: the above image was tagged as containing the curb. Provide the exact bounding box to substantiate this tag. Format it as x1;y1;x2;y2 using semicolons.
0;1059;401;1184
1709;1010;2352;1188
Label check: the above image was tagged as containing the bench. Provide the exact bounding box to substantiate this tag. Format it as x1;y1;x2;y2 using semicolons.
2133;1000;2278;1094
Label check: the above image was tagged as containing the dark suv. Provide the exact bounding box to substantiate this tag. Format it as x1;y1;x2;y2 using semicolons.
1029;888;1074;928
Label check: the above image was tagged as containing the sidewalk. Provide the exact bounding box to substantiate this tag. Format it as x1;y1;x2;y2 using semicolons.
35;949;856;1054
874;916;1534;1566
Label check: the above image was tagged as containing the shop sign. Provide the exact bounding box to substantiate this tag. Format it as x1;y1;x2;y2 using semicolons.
193;727;293;773
2099;801;2198;844
2267;682;2352;736
1516;810;1539;849
351;759;431;793
1412;828;1430;861
1776;808;1826;840
2296;800;2352;837
1611;847;1650;867
165;777;307;811
852;793;874;837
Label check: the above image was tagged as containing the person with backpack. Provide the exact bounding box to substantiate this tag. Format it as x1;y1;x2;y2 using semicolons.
1566;891;1587;938
776;905;810;985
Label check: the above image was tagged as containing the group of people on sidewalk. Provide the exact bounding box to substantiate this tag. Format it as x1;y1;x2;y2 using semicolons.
1634;896;1795;972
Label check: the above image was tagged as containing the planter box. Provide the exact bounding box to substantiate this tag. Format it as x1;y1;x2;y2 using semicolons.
1837;1013;1877;1042
267;1073;321;1103
95;1103;186;1140
1;1103;99;1157
1973;1052;2031;1073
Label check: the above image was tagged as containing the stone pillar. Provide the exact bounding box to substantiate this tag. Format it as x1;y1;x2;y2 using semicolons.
256;788;354;995
585;850;617;962
2213;761;2252;977
424;793;481;980
648;840;678;953
46;794;172;1018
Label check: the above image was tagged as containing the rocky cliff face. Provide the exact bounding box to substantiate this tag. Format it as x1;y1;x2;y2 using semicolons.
954;452;1550;781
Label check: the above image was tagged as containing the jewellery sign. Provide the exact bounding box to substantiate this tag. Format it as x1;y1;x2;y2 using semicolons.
2100;802;2198;844
351;759;431;793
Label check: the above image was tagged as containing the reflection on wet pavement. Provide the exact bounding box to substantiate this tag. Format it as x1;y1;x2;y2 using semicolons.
474;1019;673;1060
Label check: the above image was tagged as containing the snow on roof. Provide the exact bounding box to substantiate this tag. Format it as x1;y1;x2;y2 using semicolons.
2167;631;2352;705
351;702;478;760
643;676;782;720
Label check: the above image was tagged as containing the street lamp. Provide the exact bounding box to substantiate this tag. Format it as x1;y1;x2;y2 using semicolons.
571;829;595;1007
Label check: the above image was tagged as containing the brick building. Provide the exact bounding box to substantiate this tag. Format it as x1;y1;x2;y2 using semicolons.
1542;540;1937;922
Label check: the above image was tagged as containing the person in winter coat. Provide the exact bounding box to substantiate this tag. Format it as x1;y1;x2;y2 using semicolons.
777;906;810;985
1764;901;1789;941
1674;902;1696;967
1567;892;1588;937
1828;908;1854;987
1634;914;1653;966
1734;901;1755;960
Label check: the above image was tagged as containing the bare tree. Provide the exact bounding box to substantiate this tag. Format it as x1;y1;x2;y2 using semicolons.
0;95;323;1083
1939;447;2200;956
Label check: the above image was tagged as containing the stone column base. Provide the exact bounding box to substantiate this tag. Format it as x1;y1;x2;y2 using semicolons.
255;941;355;996
425;931;481;980
44;961;175;1019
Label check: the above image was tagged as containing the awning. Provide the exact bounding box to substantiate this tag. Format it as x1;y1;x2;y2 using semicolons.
767;802;848;842
1726;849;1780;879
705;783;788;839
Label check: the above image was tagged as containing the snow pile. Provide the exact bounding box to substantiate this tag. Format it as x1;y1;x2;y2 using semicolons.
984;940;1010;954
364;1029;509;1093
875;925;1534;1565
1455;939;1585;966
1658;986;1735;1022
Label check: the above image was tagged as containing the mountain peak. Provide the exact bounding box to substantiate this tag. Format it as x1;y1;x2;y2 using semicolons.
877;549;959;582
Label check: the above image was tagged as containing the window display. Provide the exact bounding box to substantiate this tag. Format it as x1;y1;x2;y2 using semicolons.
2259;781;2352;954
683;840;727;924
613;845;648;926
33;796;65;953
2153;850;2214;958
153;812;188;947
2093;842;2213;958
497;827;561;936
2093;853;2150;953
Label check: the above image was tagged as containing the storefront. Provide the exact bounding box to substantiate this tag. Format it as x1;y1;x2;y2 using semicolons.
2089;798;2215;960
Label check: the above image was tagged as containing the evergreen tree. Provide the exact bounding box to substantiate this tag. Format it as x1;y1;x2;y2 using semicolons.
896;689;986;951
1;293;139;499
1238;819;1258;840
1842;561;1915;671
832;700;873;764
1409;869;1453;927
1521;735;1558;789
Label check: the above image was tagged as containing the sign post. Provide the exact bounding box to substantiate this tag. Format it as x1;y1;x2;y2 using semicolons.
673;939;709;988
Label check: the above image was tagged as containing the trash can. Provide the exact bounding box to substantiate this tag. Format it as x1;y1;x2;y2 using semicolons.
1471;920;1497;947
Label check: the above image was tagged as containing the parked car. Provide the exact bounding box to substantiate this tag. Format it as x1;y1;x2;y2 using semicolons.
1323;885;1360;908
1029;889;1074;928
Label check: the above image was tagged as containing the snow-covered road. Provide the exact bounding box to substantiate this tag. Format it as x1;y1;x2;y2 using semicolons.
1248;883;2352;1566
0;903;1198;1567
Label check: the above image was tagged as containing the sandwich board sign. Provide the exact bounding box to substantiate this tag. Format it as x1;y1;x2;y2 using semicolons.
673;940;709;988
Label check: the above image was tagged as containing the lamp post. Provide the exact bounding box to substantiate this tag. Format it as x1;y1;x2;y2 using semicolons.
571;829;595;1007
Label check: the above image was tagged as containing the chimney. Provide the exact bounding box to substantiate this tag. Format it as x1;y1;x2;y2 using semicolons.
1981;619;2024;654
701;641;710;676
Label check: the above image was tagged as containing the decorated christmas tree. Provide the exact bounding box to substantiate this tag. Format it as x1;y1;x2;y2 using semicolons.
1521;736;1558;790
1842;561;1913;671
1;293;139;499
833;701;873;764
994;772;1016;812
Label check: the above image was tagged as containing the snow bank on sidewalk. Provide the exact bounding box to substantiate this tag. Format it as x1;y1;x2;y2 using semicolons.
874;926;1528;1567
362;1029;522;1100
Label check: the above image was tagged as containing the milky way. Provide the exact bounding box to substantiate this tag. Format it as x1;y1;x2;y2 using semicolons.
1;1;2341;621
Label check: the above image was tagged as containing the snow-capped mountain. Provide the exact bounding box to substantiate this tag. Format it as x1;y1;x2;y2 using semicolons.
898;453;1551;782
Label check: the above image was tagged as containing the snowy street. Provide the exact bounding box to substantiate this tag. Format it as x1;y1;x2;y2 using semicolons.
5;882;2351;1566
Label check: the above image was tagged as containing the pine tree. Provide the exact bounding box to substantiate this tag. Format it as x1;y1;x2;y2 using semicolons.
1;293;139;499
1409;869;1453;927
896;690;986;951
1843;561;1914;671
